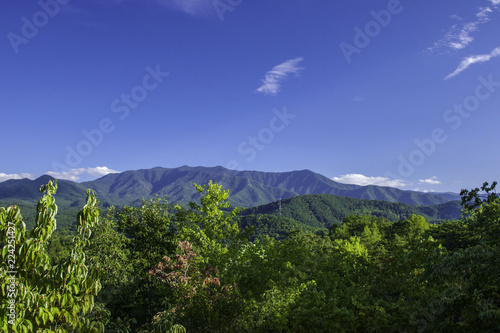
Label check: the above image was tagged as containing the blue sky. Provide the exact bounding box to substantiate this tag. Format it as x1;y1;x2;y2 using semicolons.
1;0;499;194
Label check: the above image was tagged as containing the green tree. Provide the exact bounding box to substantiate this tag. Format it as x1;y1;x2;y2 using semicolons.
150;241;240;332
84;206;132;331
401;182;500;331
174;181;245;277
115;196;176;329
330;215;390;255
0;180;103;332
143;181;269;331
417;245;500;331
460;181;500;246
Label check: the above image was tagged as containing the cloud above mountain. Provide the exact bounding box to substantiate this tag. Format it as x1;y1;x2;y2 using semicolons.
333;174;406;187
46;166;120;181
419;176;441;185
0;172;36;182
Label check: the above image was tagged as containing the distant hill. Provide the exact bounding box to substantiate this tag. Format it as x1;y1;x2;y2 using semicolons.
241;194;462;229
0;166;460;224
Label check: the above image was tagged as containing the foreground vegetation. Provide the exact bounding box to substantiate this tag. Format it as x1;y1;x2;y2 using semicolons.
1;180;499;332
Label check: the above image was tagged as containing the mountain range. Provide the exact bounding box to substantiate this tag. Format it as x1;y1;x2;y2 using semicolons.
0;166;460;210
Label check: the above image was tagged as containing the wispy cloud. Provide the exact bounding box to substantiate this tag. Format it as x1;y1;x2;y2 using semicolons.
419;176;441;185
428;4;496;52
256;57;304;96
333;174;406;188
444;46;500;79
0;172;36;182
46;166;120;181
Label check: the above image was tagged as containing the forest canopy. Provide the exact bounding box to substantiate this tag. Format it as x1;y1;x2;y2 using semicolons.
1;180;499;332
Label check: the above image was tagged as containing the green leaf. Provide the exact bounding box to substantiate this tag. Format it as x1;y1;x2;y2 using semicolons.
25;319;33;331
47;310;54;322
51;306;61;316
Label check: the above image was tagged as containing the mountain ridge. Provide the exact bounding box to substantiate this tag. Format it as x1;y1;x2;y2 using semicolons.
0;165;460;209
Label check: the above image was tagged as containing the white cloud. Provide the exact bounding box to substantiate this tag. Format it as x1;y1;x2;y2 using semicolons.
87;166;120;177
0;173;36;182
419;176;441;185
428;5;495;52
46;168;86;181
413;188;435;193
477;7;493;18
489;0;500;6
46;166;120;181
256;57;304;96
332;174;406;188
444;46;500;79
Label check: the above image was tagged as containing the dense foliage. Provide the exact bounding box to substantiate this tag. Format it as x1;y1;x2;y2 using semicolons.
1;180;499;332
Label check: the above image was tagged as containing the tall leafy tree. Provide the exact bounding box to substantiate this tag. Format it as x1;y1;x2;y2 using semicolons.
0;180;103;332
413;181;500;331
148;181;251;331
174;181;245;276
84;206;132;330
115;196;176;328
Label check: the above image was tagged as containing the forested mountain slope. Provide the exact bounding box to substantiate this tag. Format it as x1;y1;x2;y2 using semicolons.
241;194;462;229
